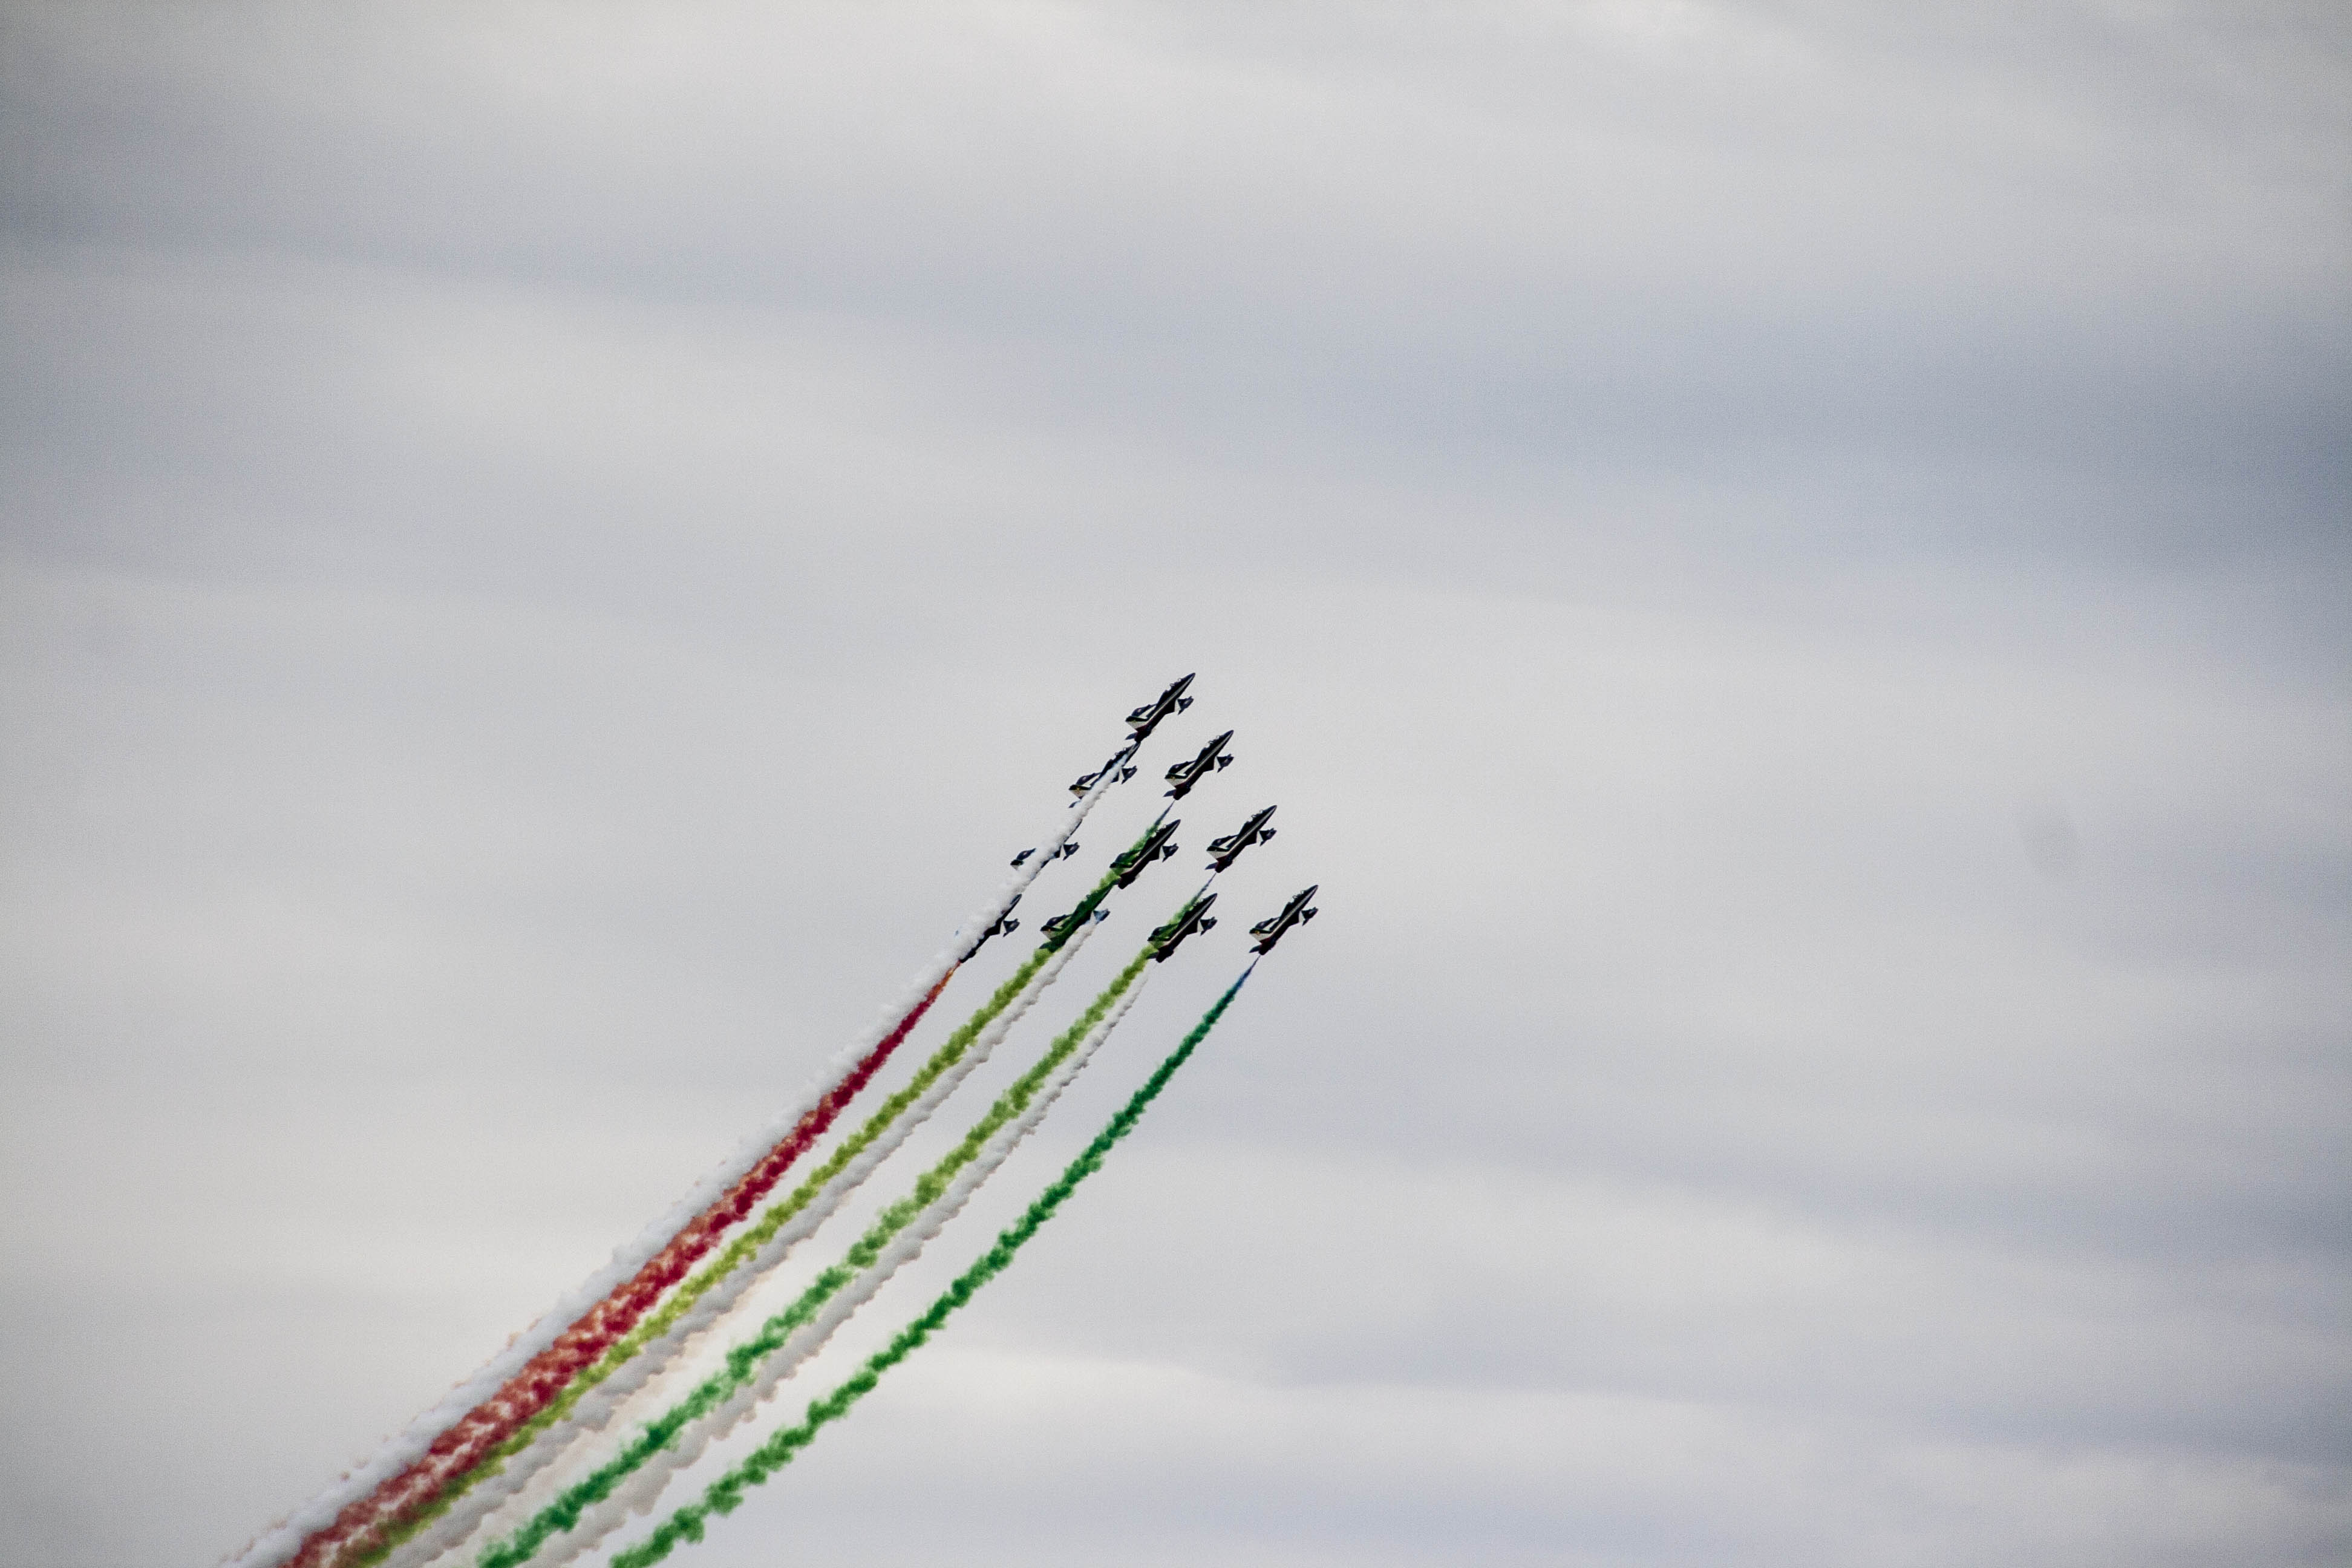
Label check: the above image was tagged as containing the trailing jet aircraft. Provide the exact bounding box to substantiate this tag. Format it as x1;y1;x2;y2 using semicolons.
1248;886;1318;955
1039;906;1111;940
1149;893;1218;962
1205;806;1276;872
1163;731;1235;800
1111;819;1181;888
1069;745;1140;797
1126;673;1195;740
1010;842;1082;869
959;895;1022;962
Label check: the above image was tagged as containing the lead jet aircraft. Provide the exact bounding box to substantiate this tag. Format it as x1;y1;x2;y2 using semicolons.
1149;892;1218;962
1248;886;1318;955
1163;731;1235;800
1126;673;1195;740
1205;806;1276;872
959;895;1022;962
1111;818;1181;888
1069;744;1140;797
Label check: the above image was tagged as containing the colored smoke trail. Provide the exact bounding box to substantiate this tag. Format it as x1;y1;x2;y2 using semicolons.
361;814;1182;1567
526;970;1159;1567
334;974;953;1559
477;949;1161;1568
608;969;1254;1568
237;762;1137;1568
283;976;955;1568
357;918;1112;1568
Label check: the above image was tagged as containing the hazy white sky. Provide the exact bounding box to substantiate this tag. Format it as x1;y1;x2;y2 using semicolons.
2;4;2347;1566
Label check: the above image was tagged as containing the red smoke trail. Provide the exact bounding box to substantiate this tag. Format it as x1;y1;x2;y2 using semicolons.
281;972;954;1568
238;708;1159;1568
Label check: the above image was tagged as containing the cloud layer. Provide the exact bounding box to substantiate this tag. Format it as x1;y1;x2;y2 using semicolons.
2;3;2346;1565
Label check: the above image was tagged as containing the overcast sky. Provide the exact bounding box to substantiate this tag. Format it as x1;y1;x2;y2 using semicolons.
2;4;2348;1566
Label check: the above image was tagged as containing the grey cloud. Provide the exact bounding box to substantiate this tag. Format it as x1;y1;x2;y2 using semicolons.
6;4;2344;531
3;3;2348;1566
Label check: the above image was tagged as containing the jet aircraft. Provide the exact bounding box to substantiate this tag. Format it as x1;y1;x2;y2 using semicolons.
959;895;1022;962
1248;886;1318;955
1010;843;1082;869
1069;745;1140;797
1126;673;1196;740
1163;731;1235;800
1111;819;1181;888
1039;905;1110;940
1205;806;1276;872
1149;893;1218;962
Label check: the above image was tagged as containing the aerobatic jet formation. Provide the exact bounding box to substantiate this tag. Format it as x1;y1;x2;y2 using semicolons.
1149;892;1218;961
1249;886;1319;954
1125;673;1195;739
1163;731;1235;800
231;670;1325;1568
1206;806;1276;872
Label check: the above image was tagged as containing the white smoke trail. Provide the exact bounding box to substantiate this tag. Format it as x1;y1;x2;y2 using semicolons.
225;759;1132;1568
374;920;1112;1568
517;972;1152;1568
446;1274;740;1564
603;964;1255;1568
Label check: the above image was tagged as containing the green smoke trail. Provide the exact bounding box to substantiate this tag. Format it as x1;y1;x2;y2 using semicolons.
476;944;1169;1568
605;967;1254;1568
356;954;1051;1566
353;823;1177;1567
1039;808;1168;950
557;815;1157;1397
